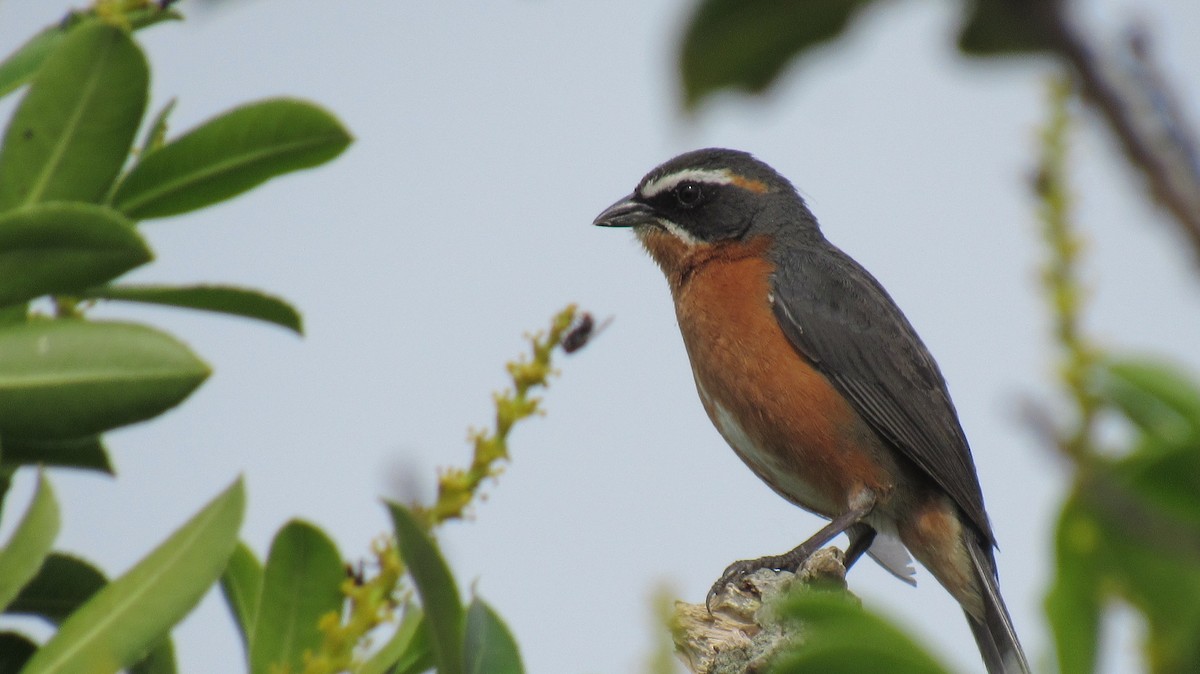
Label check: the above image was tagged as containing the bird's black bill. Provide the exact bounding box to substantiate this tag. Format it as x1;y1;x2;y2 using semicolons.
593;194;655;228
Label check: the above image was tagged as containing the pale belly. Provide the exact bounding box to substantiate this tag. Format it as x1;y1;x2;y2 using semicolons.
696;379;841;517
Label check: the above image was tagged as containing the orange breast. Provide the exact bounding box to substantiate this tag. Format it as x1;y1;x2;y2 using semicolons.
642;230;893;517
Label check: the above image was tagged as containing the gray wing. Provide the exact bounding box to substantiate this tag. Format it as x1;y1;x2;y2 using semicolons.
770;242;994;545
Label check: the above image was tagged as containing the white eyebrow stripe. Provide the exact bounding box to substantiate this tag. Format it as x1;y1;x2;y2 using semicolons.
639;168;734;198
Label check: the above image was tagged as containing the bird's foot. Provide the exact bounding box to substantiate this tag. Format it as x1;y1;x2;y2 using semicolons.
706;546;817;613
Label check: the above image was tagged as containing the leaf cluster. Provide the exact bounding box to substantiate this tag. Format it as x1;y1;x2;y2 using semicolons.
0;9;350;476
1046;360;1200;673
0;5;357;672
0;6;598;673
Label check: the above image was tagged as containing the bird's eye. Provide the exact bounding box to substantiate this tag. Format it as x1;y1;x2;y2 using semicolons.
675;182;703;207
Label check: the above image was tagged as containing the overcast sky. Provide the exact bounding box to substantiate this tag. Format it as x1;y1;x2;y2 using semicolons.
2;1;1200;672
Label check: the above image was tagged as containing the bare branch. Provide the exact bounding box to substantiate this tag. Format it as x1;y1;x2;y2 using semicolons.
1037;3;1200;263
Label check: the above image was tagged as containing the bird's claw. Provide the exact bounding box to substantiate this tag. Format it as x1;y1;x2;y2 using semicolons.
705;552;806;614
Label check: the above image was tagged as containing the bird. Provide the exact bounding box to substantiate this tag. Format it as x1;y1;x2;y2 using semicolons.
593;148;1029;674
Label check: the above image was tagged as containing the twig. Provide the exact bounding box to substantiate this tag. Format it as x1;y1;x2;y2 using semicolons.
1034;76;1099;459
1036;3;1200;263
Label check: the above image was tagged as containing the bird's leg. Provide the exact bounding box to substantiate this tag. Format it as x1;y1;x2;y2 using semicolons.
707;495;875;612
843;522;876;570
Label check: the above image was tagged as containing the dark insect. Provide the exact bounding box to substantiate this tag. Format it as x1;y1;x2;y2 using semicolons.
345;561;366;586
563;313;610;354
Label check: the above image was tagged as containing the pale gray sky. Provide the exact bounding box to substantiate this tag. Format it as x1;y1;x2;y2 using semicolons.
2;1;1199;672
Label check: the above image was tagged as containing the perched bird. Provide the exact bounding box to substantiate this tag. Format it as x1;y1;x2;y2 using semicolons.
594;148;1029;674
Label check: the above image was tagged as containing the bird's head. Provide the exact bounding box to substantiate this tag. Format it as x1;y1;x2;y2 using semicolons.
593;149;821;274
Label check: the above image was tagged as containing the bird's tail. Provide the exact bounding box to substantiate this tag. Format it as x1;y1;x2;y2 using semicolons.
965;535;1030;674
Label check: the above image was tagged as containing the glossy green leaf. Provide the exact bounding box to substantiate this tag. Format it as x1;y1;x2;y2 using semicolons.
0;22;148;210
464;598;523;674
388;501;464;674
0;23;70;102
359;607;431;674
113;98;352;219
956;0;1054;56
0;472;59;610
0;435;113;474
5;551;175;672
21;478;244;674
679;0;876;108
0;320;210;439
220;541;263;659
0;631;37;673
0;8;178;102
0;203;150;308
249;520;345;674
82;284;302;335
129;638;177;674
771;590;951;673
8;552;106;624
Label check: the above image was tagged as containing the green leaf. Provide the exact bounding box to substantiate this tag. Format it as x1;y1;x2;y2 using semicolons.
771;590;951;673
0;8;177;102
0;468;12;527
128;638;177;674
359;607;431;674
0;435;113;474
0;472;59;610
0;22;71;102
389;649;435;674
464;598;523;674
957;0;1055;57
0;320;210;439
388;501;464;674
679;0;876;108
249;520;345;674
1111;446;1200;538
9;552;107;624
0;203;150;308
137;98;178;160
1072;475;1200;672
112;98;352;219
20;478;244;674
1044;493;1102;674
0;305;27;327
5;552;176;673
220;541;263;660
0;22;148;210
82;284;302;335
0;631;37;673
1099;358;1200;444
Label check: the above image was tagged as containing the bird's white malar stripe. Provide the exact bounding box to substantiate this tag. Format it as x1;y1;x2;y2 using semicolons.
656;217;700;246
634;217;701;247
639;168;734;199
